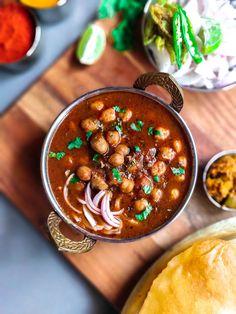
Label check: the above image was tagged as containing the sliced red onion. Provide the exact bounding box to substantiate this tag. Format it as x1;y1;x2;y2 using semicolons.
101;194;120;228
82;205;97;228
112;208;124;216
63;173;82;214
77;198;86;205
85;183;101;215
93;190;106;207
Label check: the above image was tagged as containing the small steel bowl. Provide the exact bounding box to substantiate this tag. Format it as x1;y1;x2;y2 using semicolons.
0;8;41;71
203;150;236;211
30;0;70;24
142;0;236;92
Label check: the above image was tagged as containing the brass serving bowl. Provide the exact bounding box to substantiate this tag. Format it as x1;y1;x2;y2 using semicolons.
41;72;198;254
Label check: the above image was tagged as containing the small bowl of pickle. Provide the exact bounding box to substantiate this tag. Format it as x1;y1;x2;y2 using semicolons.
203;150;236;211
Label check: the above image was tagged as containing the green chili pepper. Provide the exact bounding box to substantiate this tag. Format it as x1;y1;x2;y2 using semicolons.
178;6;203;65
173;10;182;69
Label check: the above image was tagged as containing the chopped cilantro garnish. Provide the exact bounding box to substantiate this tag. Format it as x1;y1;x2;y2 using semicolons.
98;0;146;51
148;127;154;135
130;120;144;132
153;175;160;183
67;137;84;150
70;175;80;184
112;168;122;182
113;106;126;113
92;153;101;163
49;151;65;160
171;167;185;176
135;204;153;221
143;185;152;194
154;129;163;136
115;124;122;134
134;145;141;153
86;131;93;140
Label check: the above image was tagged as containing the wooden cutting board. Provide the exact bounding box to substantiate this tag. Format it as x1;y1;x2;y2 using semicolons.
1;39;236;310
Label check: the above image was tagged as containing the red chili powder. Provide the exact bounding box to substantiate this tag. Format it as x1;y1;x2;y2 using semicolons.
0;3;35;63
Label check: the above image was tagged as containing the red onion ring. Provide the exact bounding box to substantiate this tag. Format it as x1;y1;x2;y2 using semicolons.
82;205;97;228
93;190;106;207
85;183;101;215
101;194;120;228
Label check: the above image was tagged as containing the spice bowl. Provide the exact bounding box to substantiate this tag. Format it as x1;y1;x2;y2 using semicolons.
0;7;41;71
203;150;236;212
28;0;70;24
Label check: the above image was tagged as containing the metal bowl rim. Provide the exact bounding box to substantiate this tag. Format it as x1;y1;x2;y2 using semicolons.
41;86;198;243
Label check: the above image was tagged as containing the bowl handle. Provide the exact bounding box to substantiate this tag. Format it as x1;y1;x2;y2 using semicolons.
133;72;184;113
47;211;96;253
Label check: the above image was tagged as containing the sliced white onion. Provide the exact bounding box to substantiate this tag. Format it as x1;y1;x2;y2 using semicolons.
93;190;106;207
63;173;82;214
82;205;97;228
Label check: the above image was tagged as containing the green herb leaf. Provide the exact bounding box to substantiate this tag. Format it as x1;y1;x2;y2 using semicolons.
112;168;122;182
143;185;152;194
115;125;122;134
148;127;154;135
98;0;119;19
154;129;163;136
49;151;65;160
67;137;84;150
135;204;153;221
153;175;160;183
86;131;93;140
113;105;126;113
70;175;80;184
130;120;144;132
134;145;141;153
92;153;101;162
171;167;185;176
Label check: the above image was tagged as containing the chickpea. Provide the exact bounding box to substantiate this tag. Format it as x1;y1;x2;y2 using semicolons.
178;156;187;168
76;166;92;181
171;188;180;200
176;175;185;182
120;178;134;193
173;140;182;153
119;109;132;122
160;147;176;161
109;153;124;167
91;173;108;190
134;198;148;212
81;118;100;132
151;161;166;176
63;155;74;168
115;144;130;156
90;133;109;155
106;130;121;147
70;181;85;192
136;175;153;190
154;127;170;140
151;188;162;202
90;100;104;111
100;108;116;123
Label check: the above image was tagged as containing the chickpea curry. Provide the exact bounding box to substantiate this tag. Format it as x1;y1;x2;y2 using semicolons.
48;92;193;239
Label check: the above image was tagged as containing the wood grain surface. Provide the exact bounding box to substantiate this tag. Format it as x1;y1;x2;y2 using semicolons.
1;41;236;310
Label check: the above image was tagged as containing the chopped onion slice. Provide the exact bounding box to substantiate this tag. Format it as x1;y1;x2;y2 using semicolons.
93;190;106;207
63;173;82;214
101;194;120;228
85;183;101;215
82;205;97;228
77;198;86;205
112;208;124;215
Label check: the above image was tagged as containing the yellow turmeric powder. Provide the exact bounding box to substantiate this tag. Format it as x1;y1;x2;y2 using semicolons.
20;0;62;9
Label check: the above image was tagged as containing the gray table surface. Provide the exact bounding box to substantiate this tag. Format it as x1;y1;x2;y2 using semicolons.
0;1;117;313
0;196;117;314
